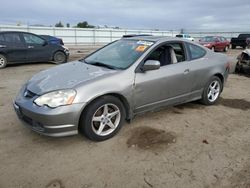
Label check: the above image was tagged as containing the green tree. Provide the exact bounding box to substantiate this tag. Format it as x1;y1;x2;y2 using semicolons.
55;21;64;27
76;21;95;28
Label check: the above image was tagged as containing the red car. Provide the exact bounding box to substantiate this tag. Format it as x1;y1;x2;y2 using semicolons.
199;36;230;52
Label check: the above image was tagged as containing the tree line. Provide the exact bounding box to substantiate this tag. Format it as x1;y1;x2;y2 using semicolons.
55;21;95;28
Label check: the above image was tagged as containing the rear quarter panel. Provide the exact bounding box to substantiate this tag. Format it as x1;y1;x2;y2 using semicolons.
190;50;228;93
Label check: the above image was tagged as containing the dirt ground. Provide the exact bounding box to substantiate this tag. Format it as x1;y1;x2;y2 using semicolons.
0;48;250;188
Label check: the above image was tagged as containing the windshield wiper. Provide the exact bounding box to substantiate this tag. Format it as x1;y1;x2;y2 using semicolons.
86;61;117;70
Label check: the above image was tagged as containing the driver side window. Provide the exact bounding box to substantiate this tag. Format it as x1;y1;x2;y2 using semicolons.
23;34;45;45
145;43;185;67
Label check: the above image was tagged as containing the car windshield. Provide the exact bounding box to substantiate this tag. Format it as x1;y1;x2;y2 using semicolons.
201;37;215;42
238;34;250;38
84;39;154;69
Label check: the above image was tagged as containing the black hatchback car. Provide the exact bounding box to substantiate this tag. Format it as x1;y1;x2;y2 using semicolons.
0;31;69;69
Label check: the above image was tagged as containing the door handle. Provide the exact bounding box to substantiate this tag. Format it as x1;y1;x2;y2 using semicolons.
0;45;6;48
184;69;190;74
28;45;34;49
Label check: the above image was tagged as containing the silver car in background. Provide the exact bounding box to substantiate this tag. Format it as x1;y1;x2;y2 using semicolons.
14;36;230;141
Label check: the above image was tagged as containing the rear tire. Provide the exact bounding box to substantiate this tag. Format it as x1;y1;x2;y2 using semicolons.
224;46;229;52
79;96;126;141
200;76;222;105
53;51;67;64
0;54;7;69
231;45;236;49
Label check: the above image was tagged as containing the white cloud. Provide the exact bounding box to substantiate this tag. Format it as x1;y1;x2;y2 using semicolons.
1;0;250;31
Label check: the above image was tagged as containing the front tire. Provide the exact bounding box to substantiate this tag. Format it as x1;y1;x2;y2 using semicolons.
0;54;7;69
53;51;67;64
79;96;126;141
200;76;222;105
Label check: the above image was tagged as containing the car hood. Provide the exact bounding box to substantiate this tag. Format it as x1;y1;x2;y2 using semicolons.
26;61;117;95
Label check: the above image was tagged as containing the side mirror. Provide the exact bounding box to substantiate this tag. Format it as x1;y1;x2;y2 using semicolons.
142;60;160;71
43;40;48;46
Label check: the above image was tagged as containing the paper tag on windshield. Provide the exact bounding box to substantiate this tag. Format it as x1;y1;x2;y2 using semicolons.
137;41;154;46
135;45;147;52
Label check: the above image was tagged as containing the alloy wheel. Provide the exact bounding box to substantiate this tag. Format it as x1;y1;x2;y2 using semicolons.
0;57;5;67
207;80;220;102
91;103;121;136
225;46;228;52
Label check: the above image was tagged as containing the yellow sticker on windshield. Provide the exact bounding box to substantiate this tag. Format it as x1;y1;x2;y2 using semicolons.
135;45;147;52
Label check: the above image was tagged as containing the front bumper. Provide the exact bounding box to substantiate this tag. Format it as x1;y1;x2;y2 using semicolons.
14;88;86;137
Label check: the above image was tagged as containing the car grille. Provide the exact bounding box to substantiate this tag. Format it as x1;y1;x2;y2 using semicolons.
23;89;36;98
22;114;33;125
14;103;44;132
22;114;44;132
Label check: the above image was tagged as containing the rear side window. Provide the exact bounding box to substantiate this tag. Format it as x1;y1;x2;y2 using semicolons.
4;33;22;43
238;34;250;39
222;37;227;41
23;33;44;45
187;43;206;60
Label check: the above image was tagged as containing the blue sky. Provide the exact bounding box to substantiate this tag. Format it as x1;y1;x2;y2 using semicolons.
1;0;250;31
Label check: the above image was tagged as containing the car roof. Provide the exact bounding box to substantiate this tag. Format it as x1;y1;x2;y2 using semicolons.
204;36;224;38
122;35;187;43
0;31;36;35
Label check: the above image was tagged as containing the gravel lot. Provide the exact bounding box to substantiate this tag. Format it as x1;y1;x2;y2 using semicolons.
0;48;249;188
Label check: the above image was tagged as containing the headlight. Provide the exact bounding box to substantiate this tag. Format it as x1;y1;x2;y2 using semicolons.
34;89;76;108
62;46;69;51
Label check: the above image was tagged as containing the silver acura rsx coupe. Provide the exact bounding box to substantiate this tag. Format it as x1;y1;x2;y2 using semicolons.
14;36;230;141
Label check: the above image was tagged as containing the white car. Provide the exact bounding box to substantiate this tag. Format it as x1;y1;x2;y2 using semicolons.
176;34;195;41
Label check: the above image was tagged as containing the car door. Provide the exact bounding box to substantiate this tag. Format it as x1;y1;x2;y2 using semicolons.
133;42;193;113
184;42;210;96
217;37;225;51
0;32;27;62
22;33;51;62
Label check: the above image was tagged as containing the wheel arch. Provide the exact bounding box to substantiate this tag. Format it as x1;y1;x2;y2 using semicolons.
213;73;224;91
78;93;132;127
0;52;8;60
